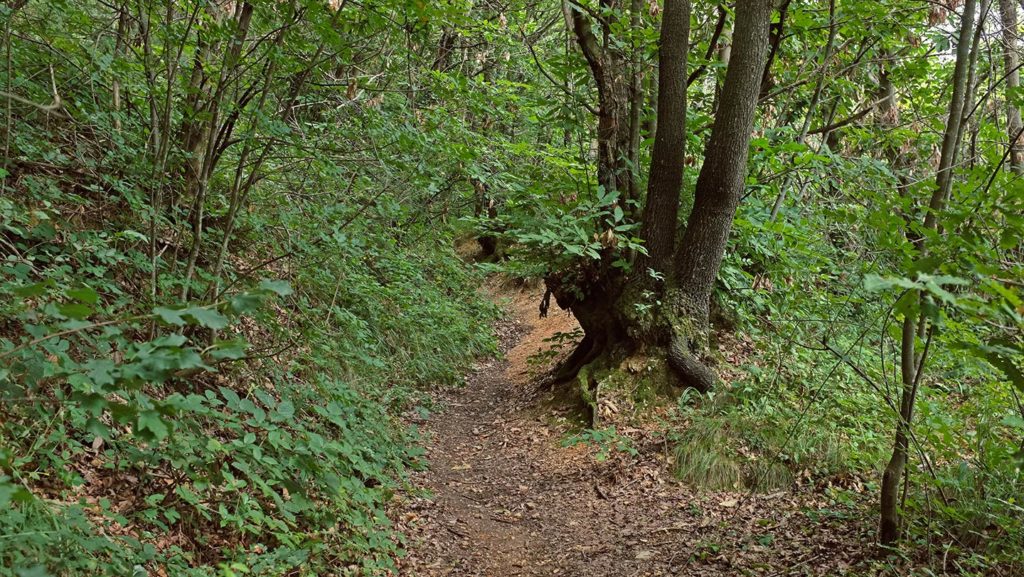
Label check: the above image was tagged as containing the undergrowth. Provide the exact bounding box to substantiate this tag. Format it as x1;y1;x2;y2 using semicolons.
664;183;1024;573
0;184;496;575
670;389;848;491
0;184;497;575
0;65;497;577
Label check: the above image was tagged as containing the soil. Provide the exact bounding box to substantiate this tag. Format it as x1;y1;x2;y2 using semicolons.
395;284;876;576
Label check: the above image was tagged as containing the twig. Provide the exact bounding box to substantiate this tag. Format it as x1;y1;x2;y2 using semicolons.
0;65;64;114
765;553;823;577
0;314;149;359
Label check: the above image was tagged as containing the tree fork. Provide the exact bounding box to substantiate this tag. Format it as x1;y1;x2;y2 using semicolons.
667;0;773;389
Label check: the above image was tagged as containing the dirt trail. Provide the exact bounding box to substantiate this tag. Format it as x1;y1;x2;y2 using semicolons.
397;286;871;576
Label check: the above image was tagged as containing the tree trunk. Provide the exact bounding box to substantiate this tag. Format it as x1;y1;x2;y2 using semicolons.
879;0;976;546
543;0;651;364
667;0;772;388
434;27;458;72
711;19;732;115
636;0;690;282
628;0;644;204
760;0;790;99
181;1;254;301
879;318;920;544
769;0;836;222
568;1;635;202
547;0;772;395
1000;0;1024;174
955;0;988;168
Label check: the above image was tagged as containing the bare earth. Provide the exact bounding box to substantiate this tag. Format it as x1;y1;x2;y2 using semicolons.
395;286;875;576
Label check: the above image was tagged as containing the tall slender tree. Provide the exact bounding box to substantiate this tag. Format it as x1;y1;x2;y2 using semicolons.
636;0;690;281
667;0;773;391
1000;0;1024;174
878;0;978;545
566;0;640;204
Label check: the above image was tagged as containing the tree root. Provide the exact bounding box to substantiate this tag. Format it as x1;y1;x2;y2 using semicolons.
667;335;716;393
541;333;607;388
542;332;716;395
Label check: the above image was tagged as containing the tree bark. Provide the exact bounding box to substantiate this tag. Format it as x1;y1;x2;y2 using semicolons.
434;27;458;72
568;1;635;202
636;0;690;282
547;0;772;395
628;0;645;203
672;0;772;328
1000;0;1024;174
955;0;988;169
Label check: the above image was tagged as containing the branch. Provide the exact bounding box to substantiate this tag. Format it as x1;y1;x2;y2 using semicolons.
567;0;604;83
760;0;791;96
519;23;599;115
806;95;890;134
567;0;609;27
687;4;727;88
0;66;64;115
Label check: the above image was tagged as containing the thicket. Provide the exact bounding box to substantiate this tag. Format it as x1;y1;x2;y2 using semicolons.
0;1;496;574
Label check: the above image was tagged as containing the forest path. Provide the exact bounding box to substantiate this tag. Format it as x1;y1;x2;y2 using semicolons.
396;285;870;576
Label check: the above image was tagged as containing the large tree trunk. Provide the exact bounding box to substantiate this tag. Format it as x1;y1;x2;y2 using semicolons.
547;0;772;395
636;0;690;281
666;0;773;389
544;0;649;370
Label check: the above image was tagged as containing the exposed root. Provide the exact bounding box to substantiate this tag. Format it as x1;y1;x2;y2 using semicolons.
667;334;716;393
542;332;607;388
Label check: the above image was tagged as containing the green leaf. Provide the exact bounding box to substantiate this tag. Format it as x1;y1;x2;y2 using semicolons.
977;340;1024;393
220;386;241;407
154;307;186;326
229;293;263;314
922;278;958;305
137;410;170;441
275;400;295;420
15;566;49;577
259;279;293;297
13;281;51;298
57;303;93;320
153;333;187;348
184;307;229;330
117;229;149;242
210;339;247;360
864;274;919;293
0;477;33;507
1003;415;1024;430
66;286;99;305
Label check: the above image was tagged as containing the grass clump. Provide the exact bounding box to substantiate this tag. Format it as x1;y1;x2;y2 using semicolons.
670;391;848;492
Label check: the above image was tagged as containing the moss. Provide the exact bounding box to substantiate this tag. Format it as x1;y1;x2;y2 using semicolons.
623;355;677;401
662;288;711;344
576;364;595;407
575;352;681;412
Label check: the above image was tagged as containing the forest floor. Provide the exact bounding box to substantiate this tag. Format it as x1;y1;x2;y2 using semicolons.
395;283;877;576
